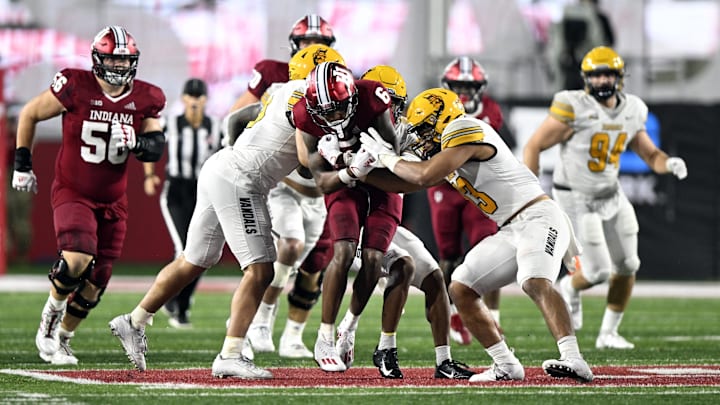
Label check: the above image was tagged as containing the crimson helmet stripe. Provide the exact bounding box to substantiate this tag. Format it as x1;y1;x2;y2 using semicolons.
315;62;332;107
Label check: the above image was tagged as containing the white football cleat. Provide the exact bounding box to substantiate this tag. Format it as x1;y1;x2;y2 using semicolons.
211;354;272;379
335;328;355;368
469;362;525;382
246;324;275;353
36;302;65;358
41;329;78;365
542;357;594;383
109;314;147;371
278;335;313;358
596;332;635;349
314;334;346;372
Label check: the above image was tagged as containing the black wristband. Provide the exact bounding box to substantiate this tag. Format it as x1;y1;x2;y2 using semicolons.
14;147;32;172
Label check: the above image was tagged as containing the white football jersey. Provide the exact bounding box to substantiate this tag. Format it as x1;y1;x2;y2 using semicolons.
443;117;545;226
550;90;648;196
230;79;306;193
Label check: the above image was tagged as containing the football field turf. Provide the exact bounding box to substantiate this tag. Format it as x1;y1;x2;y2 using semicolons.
0;274;718;404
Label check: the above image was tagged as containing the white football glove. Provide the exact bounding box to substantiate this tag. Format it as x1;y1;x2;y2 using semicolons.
12;170;38;194
359;128;395;161
111;120;137;151
348;147;377;179
318;134;342;166
665;157;687;180
360;128;403;170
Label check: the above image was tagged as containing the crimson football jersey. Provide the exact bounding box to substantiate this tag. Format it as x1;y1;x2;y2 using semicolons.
247;60;290;99
475;94;503;132
50;68;166;202
293;79;390;155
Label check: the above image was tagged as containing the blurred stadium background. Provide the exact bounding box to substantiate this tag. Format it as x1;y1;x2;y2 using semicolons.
1;0;719;280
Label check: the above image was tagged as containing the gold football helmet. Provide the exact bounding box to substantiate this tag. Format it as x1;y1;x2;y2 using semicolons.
288;44;345;81
581;46;625;100
361;65;408;121
405;88;465;159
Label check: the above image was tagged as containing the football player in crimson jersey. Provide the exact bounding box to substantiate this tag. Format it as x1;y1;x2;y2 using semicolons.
12;25;166;366
294;62;410;377
332;65;474;380
429;56;507;345
228;14;336;113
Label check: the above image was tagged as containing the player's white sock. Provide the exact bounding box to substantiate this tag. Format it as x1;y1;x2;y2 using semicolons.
435;345;451;366
338;309;360;332
485;340;519;365
378;331;396;350
557;335;581;359
600;308;624;334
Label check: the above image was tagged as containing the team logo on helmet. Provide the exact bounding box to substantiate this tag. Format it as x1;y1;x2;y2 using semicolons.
312;48;328;65
405;88;464;159
422;94;444;126
288;44;345;81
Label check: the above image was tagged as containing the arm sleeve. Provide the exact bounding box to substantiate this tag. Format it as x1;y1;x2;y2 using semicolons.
134;131;166;162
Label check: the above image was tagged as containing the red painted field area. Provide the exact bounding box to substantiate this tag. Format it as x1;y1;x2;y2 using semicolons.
33;365;720;388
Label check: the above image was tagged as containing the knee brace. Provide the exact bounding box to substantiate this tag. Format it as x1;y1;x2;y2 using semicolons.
48;257;94;295
270;262;295;289
66;282;106;319
287;269;322;311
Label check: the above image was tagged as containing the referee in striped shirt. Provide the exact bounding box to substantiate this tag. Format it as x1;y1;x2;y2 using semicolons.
143;78;223;328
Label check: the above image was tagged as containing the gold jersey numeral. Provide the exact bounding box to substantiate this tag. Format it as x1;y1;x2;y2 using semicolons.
449;174;498;215
587;131;627;172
